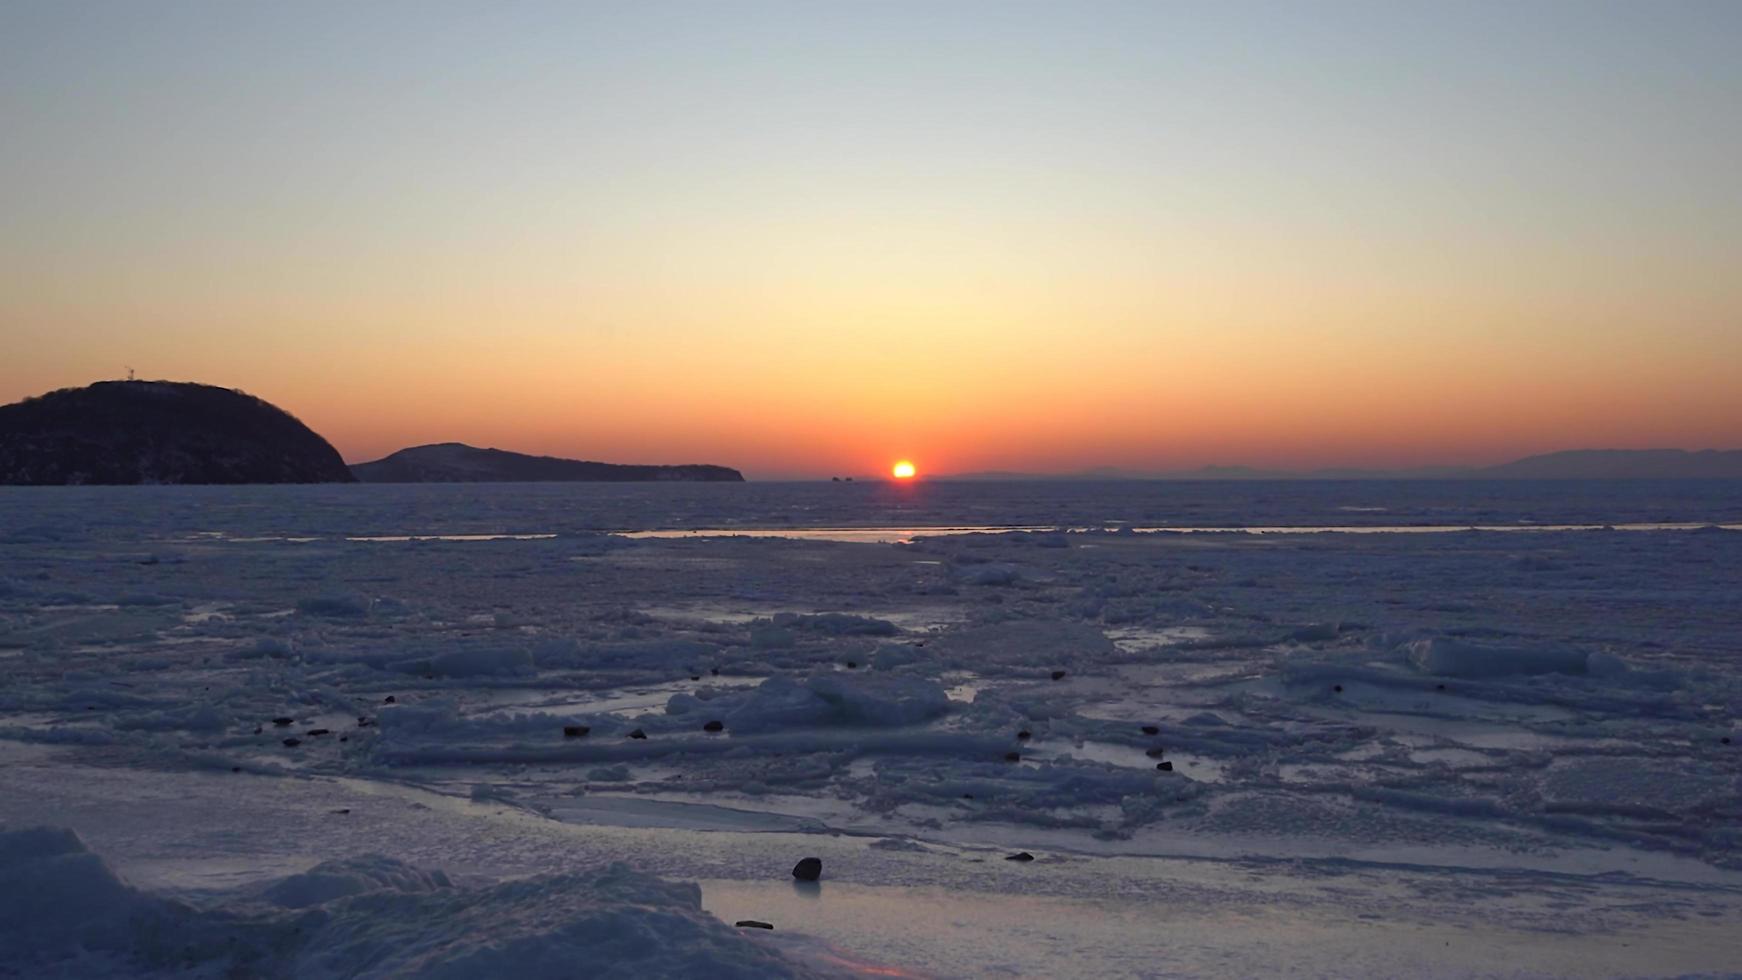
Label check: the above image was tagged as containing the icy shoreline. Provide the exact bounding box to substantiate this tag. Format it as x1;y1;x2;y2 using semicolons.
6;759;1739;978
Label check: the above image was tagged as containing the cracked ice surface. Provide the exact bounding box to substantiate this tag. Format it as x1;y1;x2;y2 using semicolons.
2;481;1740;977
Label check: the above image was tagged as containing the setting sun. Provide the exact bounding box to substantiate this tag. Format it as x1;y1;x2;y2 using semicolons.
891;460;917;480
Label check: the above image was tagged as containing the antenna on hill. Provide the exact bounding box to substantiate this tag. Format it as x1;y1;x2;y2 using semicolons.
125;366;135;381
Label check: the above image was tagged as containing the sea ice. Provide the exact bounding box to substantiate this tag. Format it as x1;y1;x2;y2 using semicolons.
3;482;1740;976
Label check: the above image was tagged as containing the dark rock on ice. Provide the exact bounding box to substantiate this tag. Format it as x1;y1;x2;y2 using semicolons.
1005;852;1035;862
563;725;591;738
271;718;293;726
703;720;724;732
1050;670;1067;681
1016;730;1031;741
735;920;774;930
1004;751;1021;762
1156;761;1174;771
383;696;397;704
1141;725;1159;735
791;857;822;881
627;728;647;739
306;729;330;737
282;738;302;748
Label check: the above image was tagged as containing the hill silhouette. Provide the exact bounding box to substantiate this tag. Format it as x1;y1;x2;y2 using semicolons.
1479;449;1742;480
0;381;355;485
351;443;744;483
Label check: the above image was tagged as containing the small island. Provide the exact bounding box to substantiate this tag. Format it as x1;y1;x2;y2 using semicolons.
350;443;744;483
0;380;355;485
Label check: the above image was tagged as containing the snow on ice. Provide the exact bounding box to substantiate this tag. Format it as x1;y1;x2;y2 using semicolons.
0;827;824;979
1;481;1740;976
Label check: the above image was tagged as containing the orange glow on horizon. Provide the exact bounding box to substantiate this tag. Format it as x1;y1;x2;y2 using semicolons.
2;5;1739;480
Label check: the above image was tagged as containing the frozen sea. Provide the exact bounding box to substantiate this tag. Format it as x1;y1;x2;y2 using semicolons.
2;479;1740;978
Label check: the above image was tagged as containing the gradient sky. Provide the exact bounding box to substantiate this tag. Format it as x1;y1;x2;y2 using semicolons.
3;1;1739;478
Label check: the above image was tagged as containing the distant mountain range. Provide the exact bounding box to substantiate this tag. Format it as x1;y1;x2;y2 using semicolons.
947;450;1742;482
3;381;1733;486
1478;449;1742;480
351;443;744;483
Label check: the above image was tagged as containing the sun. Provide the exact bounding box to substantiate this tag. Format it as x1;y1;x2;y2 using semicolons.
891;460;917;480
